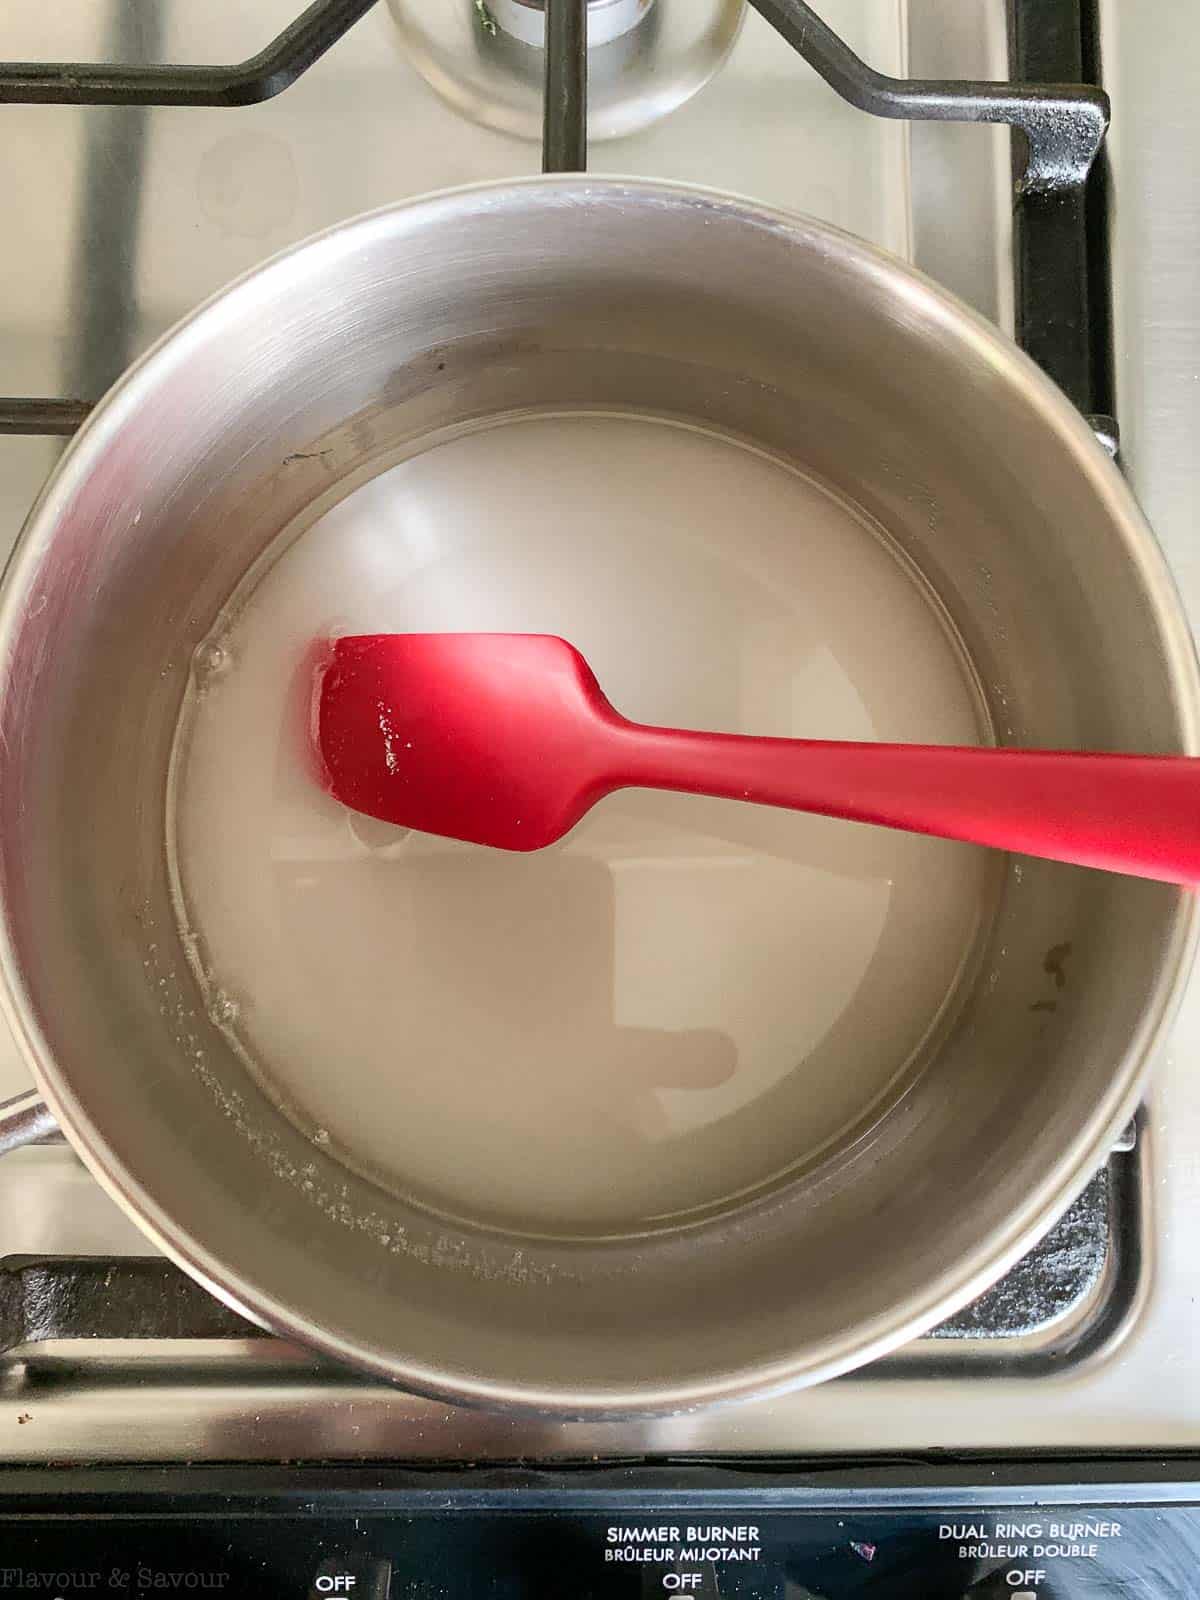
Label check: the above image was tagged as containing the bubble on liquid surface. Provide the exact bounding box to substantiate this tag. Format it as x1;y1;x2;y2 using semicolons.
346;809;412;855
206;987;240;1028
192;637;234;691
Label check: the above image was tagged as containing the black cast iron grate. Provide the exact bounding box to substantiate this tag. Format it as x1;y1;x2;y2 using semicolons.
0;0;1113;432
0;0;1129;1353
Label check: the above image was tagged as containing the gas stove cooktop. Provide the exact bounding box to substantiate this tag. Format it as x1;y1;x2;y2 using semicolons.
1;0;1199;1490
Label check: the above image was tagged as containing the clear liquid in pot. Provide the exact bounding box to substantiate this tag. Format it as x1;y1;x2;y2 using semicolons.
168;412;992;1235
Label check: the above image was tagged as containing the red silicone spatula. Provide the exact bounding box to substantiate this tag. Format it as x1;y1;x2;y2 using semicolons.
315;632;1200;884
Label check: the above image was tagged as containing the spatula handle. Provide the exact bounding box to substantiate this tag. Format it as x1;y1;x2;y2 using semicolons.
612;726;1200;885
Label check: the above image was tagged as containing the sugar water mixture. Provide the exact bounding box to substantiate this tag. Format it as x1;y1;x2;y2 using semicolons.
169;413;991;1235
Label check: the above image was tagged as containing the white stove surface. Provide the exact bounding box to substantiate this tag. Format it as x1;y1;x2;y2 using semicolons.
1;0;1198;1459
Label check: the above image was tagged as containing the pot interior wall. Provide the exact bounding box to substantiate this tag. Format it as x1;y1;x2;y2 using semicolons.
0;182;1192;1408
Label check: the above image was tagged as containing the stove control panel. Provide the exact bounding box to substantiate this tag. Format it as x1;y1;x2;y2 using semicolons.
0;1464;1197;1599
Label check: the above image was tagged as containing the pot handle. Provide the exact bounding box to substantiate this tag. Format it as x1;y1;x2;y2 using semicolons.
0;1087;61;1155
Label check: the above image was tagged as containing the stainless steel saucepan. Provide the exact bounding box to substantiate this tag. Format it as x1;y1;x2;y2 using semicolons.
0;179;1195;1414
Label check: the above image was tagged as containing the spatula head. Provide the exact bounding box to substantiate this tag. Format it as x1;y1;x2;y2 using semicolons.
315;633;621;850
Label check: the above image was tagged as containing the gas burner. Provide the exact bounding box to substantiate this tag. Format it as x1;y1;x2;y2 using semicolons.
387;0;743;142
490;0;650;49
